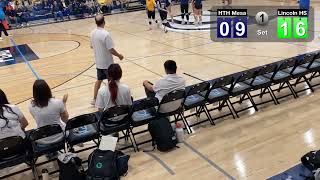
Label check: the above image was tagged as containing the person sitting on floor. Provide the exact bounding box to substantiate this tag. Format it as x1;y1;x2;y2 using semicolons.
0;89;28;140
29;79;69;145
143;60;186;102
95;63;132;112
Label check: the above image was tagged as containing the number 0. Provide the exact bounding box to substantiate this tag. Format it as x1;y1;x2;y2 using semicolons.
220;22;230;37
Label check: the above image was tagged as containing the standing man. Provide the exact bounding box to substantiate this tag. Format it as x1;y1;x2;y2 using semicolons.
90;14;124;105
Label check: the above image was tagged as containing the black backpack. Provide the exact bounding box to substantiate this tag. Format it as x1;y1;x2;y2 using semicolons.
148;117;178;152
301;151;320;171
58;154;85;180
87;149;119;180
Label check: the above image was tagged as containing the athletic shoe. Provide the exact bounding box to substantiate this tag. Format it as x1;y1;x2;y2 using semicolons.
181;20;185;25
187;21;190;25
90;99;96;106
0;37;3;41
199;21;203;26
164;29;168;33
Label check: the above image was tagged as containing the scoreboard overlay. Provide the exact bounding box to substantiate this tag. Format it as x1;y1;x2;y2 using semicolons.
210;6;314;42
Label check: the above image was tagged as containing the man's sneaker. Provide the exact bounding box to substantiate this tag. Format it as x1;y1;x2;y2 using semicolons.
181;20;185;25
90;99;96;106
187;21;190;25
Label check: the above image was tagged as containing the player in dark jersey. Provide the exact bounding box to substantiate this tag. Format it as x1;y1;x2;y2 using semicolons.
156;0;169;33
180;0;189;25
165;0;173;22
192;0;202;26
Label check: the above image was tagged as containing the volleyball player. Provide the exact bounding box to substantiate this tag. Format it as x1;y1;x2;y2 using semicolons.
192;0;202;26
146;0;158;30
165;0;173;22
180;0;189;25
156;0;169;33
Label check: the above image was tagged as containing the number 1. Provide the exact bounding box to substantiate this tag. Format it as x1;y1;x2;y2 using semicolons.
260;13;264;23
277;18;292;39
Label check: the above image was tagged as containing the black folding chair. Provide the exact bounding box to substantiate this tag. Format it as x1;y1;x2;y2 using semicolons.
282;54;314;93
204;75;237;119
131;97;159;150
0;136;38;179
182;82;214;127
263;58;298;99
244;64;279;105
224;70;258;117
29;124;66;177
98;105;137;151
156;89;192;134
65;113;100;153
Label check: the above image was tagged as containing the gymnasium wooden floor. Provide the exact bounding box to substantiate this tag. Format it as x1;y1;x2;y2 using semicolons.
1;0;320;179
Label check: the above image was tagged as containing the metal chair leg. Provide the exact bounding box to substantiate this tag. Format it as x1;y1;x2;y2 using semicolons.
247;92;258;111
203;105;215;125
178;113;192;134
286;81;298;98
227;99;239;118
303;76;314;92
267;86;279;105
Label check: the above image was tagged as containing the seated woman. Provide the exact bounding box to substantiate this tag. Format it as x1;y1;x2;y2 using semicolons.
95;63;132;111
29;79;69;145
0;89;28;140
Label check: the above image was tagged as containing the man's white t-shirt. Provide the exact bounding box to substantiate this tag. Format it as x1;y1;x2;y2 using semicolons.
95;81;132;110
153;74;186;102
29;98;66;144
0;104;25;139
90;27;115;69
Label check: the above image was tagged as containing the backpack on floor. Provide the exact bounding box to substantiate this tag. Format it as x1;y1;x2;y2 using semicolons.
58;153;85;180
86;149;119;180
148;117;178;152
302;151;320;171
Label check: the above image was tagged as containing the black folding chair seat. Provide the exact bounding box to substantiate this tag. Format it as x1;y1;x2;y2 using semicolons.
227;82;251;96
204;88;229;102
65;113;100;150
131;97;158;127
184;94;206;109
98;105;137;151
131;108;156;126
244;75;271;89
29;124;65;158
264;71;290;82
301;61;320;70
67;124;99;146
99;122;130;135
283;66;308;76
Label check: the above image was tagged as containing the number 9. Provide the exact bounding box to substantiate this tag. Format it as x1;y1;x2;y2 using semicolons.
235;22;245;37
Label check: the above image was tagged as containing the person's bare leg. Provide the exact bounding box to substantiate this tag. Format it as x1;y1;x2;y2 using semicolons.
93;80;103;100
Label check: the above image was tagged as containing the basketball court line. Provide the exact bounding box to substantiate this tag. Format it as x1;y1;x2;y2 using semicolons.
144;151;176;175
9;37;40;80
182;141;237;180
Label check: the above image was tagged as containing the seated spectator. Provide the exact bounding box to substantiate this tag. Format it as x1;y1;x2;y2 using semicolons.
0;89;28;140
52;0;64;21
16;4;30;27
95;63;132;111
29;79;69;144
143;60;186;102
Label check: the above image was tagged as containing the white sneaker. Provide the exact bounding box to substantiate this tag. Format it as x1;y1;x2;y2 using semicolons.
0;37;3;41
90;99;96;106
199;21;202;26
181;20;185;25
187;21;190;25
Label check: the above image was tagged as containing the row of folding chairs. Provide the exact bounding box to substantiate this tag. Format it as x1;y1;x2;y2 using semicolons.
2;51;320;179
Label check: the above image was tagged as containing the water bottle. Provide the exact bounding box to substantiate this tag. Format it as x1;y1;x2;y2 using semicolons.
41;169;50;180
175;122;184;143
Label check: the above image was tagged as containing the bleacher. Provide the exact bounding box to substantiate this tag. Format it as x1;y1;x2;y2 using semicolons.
2;50;320;179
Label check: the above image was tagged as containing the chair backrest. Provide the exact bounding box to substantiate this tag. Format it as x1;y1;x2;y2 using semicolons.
132;97;159;112
65;113;97;131
99;105;131;125
210;75;234;89
185;82;210;97
157;89;185;115
235;70;256;83
300;53;316;68
278;58;297;72
29;124;63;142
0;136;26;160
256;64;278;76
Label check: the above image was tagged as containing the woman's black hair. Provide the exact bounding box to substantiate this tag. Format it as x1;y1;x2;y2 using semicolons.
32;79;53;108
0;89;18;129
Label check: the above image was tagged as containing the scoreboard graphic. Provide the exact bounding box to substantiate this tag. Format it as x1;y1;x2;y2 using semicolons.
210;6;314;42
